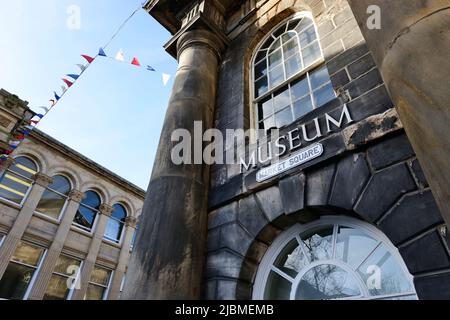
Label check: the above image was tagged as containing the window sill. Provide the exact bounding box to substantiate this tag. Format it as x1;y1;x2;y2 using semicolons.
70;225;94;238
102;238;122;249
0;197;22;210
33;211;61;225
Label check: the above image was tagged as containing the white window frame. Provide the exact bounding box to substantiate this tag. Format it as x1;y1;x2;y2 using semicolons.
250;12;333;142
103;204;127;245
253;216;417;300
43;254;83;300
72;190;101;233
85;266;113;300
34;174;72;222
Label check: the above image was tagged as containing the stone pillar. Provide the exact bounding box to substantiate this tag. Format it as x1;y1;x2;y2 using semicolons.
0;173;52;280
28;190;84;300
347;1;450;223
107;216;137;300
71;203;114;300
122;28;225;300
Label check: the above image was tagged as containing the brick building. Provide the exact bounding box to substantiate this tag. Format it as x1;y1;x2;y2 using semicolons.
123;0;450;300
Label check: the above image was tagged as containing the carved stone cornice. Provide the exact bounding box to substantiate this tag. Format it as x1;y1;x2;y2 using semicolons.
34;173;53;187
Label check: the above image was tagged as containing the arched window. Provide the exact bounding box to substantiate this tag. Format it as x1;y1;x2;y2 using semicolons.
73;190;101;232
253;216;417;300
252;13;336;133
104;203;127;243
36;175;71;220
0;156;38;204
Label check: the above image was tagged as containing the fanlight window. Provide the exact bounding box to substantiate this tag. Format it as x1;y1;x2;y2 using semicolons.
73;190;101;232
0;156;38;204
253;14;336;132
36;175;71;220
104;204;127;243
253;217;417;300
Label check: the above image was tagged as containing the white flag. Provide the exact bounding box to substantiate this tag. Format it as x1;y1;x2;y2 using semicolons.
39;106;50;113
61;86;67;94
115;49;125;62
76;64;87;72
162;73;171;86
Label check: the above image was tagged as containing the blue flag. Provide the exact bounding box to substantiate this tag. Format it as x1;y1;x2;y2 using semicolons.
99;48;107;57
66;74;80;80
35;114;44;119
147;65;156;72
54;92;60;101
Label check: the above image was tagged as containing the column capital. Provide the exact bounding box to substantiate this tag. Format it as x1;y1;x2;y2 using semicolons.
125;216;138;228
33;173;53;187
68;190;84;203
177;28;227;61
0;157;14;169
99;204;114;217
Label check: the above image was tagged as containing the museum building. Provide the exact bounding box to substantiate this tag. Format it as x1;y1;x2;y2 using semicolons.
123;0;450;300
0;89;144;300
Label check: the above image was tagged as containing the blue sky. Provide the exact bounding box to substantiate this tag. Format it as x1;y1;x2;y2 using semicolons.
0;0;177;190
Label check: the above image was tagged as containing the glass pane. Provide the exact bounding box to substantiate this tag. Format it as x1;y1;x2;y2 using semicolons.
48;175;71;195
254;60;268;79
255;76;268;97
263;116;275;131
273;26;285;39
275;108;293;128
285;54;302;78
43;274;70;300
81;191;101;209
291;78;310;100
11;242;44;266
293;96;314;119
85;284;105;300
269;64;284;88
0;172;30;204
302;41;322;68
335;226;380;269
258;98;273;120
90;266;111;286
295;17;314;33
74;206;96;230
357;245;413;296
314;83;335;107
296;265;361;300
264;270;292;300
10;157;37;179
287;18;301;31
112;204;127;221
310;66;331;90
299;25;317;48
35;190;66;220
282;31;297;44
0;263;34;300
282;38;299;59
104;219;124;243
274;239;309;278
273;88;291;112
255;49;267;63
54;255;81;276
268;49;282;67
300;226;334;262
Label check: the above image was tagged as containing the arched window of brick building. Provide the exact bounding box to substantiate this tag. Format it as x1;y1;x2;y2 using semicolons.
252;13;336;132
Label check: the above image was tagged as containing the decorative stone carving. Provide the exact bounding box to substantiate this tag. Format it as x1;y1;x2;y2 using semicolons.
33;173;53;187
125;216;138;228
99;204;114;217
68;190;84;203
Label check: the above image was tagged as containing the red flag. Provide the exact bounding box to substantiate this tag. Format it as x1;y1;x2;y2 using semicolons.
29;120;39;125
14;135;25;140
131;57;141;66
62;79;74;88
81;54;95;64
4;150;13;155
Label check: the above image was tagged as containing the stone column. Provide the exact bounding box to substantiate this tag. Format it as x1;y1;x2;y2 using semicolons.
71;203;114;300
28;190;84;300
0;173;53;280
122;28;225;300
107;216;137;300
347;1;450;223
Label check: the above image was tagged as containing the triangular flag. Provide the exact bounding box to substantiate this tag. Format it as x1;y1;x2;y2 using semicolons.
34;114;44;119
29;120;39;125
66;74;80;80
147;65;156;72
54;92;60;101
13;134;25;140
9;140;21;146
99;48;107;57
62;79;74;88
131;57;141;66
49;99;56;106
39;106;50;113
81;54;95;64
76;64;87;72
115;49;125;62
162;73;171;86
61;85;67;94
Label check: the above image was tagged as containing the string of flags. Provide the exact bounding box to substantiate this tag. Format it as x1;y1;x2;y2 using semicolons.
0;4;172;163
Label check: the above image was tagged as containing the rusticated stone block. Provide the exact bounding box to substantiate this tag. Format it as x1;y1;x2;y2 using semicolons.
219;223;253;257
238;195;269;238
206;250;243;279
329;153;370;210
368;134;415;170
279;174;305;215
305;163;336;207
379;191;443;245
355;163;416;222
255;186;284;221
208;202;238;230
414;272;450;300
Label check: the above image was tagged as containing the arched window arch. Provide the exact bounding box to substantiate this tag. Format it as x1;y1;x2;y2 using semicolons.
0;156;38;205
73;190;101;232
104;203;127;243
252;13;336;133
253;216;417;300
36;174;72;220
